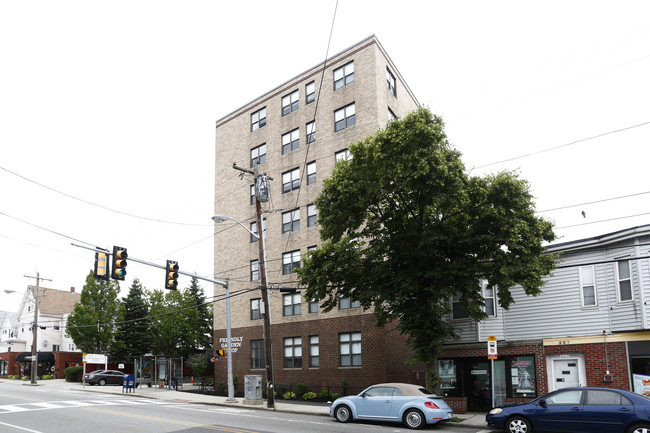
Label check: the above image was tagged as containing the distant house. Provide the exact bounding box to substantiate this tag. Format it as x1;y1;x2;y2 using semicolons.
0;286;82;378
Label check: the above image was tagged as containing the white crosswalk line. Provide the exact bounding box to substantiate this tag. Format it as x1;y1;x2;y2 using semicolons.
0;398;181;414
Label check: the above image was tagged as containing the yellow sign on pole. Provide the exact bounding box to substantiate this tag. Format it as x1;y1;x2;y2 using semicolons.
487;335;498;359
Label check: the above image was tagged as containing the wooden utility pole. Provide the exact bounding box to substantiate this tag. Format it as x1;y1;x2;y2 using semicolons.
24;272;52;385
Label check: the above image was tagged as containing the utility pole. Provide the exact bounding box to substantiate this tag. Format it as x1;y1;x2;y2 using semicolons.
24;272;52;385
233;162;275;408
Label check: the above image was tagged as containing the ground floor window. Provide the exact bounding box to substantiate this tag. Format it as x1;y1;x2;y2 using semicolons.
340;332;361;367
0;360;7;376
251;339;265;369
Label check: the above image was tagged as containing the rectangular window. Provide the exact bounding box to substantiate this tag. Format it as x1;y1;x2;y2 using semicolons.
339;295;360;310
439;360;457;392
334;103;356;132
482;280;496;316
250;185;256;205
282;128;300;154
617;260;632;302
284;337;302;368
281;90;299;116
309;335;319;367
250;218;266;243
307;161;316;185
580;266;597;307
68;344;75;351
387;67;396;96
250;260;260;281
282;209;300;233
52;344;60;352
306;81;315;104
251;107;266;132
307;204;317;227
388;107;397;122
334;61;354;90
282;250;301;274
511;356;536;396
251;339;265;369
282;168;300;193
250;143;266;167
340;332;361;366
306;121;316;143
53;323;60;331
452;292;469;319
335;149;351;162
309;299;319;313
283;293;301;316
251;298;261;320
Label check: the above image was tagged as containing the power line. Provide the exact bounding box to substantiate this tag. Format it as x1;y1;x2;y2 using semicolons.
538;190;650;213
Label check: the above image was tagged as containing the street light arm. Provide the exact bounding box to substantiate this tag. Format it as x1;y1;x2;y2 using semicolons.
212;214;259;240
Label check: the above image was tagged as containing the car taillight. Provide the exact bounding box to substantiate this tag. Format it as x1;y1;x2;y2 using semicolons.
425;401;440;409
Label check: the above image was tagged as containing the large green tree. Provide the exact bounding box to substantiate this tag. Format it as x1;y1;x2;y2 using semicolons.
67;271;122;355
113;278;151;363
297;107;556;369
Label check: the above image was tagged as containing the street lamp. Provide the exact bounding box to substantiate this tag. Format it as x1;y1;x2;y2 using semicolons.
213;213;275;408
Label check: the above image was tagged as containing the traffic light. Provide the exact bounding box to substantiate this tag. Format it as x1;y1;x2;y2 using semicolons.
165;260;179;290
216;348;228;359
93;249;109;281
111;246;128;280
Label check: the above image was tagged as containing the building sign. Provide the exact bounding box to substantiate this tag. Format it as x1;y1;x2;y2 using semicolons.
488;335;498;359
219;336;242;353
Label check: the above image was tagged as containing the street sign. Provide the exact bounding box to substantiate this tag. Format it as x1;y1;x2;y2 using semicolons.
487;335;498;359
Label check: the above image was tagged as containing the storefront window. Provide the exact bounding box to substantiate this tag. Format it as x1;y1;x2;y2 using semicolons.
511;356;536;397
439;360;457;393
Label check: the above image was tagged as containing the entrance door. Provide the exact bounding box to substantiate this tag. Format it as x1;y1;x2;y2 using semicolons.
468;361;491;412
553;359;580;390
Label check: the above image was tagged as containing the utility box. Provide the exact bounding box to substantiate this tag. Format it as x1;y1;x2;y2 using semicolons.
243;375;263;405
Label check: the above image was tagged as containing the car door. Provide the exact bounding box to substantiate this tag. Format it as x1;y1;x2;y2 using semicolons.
108;371;123;384
534;389;584;432
355;386;395;420
582;389;633;433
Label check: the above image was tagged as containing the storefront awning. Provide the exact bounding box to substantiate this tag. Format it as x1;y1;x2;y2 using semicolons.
16;352;55;362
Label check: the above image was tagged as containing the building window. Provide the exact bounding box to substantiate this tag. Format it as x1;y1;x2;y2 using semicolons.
309;335;319;367
250;260;260;281
339;295;360;310
281;90;299;116
282;168;300;193
282;250;301;274
335;149;351;162
251;298;261;320
250;144;266;167
68;344;75;351
283;293;301;316
307;204;317;227
580;266;597;307
307;161;316;185
52;344;60;352
282;209;300;233
309;299;319;313
387;67;396;96
452;292;469;319
250;218;266;243
251;107;266;132
250;185;256;205
282;128;300;155
439;360;457;392
306;121;316;143
617;260;633;302
53;323;60;330
482;280;496;316
340;332;361;367
511;356;536;396
388;107;397;122
251;339;265;369
334;103;356;132
334;61;354;90
306;81;315;104
284;337;302;368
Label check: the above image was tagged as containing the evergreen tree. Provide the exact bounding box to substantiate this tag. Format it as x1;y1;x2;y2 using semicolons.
113;278;151;363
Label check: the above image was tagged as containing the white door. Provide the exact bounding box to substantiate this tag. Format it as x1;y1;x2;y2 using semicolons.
553;359;580;389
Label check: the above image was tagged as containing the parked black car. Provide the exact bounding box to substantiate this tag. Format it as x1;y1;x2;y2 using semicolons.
83;370;126;386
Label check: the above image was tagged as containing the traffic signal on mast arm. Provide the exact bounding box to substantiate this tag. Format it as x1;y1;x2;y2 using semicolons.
216;348;228;359
111;246;128;280
165;260;179;290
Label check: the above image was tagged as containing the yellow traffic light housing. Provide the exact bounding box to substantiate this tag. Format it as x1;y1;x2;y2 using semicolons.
111;246;128;281
165;260;179;290
94;250;109;281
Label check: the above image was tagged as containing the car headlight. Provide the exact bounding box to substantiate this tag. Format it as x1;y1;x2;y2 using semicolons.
488;408;503;415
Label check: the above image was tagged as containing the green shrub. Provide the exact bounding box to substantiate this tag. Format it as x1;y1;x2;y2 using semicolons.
275;383;288;397
318;389;332;400
302;392;317;400
64;366;83;382
42;375;52;380
332;393;339;400
296;383;308;398
282;391;296;400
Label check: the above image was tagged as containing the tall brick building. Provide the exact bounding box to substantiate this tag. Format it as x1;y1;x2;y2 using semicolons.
212;36;422;394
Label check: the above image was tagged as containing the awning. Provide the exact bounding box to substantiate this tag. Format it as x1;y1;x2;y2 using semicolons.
16;352;55;362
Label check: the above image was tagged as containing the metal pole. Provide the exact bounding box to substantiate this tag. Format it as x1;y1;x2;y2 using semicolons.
225;279;236;402
31;273;39;385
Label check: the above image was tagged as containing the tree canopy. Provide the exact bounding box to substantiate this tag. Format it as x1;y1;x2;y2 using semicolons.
297;107;556;366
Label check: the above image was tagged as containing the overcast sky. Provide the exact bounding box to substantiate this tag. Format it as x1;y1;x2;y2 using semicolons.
1;1;649;311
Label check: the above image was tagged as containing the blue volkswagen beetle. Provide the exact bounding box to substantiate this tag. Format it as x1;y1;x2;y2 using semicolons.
330;382;453;429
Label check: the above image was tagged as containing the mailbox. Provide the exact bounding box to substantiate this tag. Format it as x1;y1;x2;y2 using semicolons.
122;374;135;393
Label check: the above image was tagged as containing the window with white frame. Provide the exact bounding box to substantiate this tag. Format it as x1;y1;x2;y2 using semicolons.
309;299;318;313
282;90;299;116
334;103;356;132
68;344;76;351
387;67;396;96
306;121;316;143
282;128;300;154
452;292;469;319
282;168;300;193
251;107;266;131
52;344;60;352
282;250;301;274
309;335;319;367
251;298;262;320
340;332;361;366
251;339;265;369
335;148;351;162
307;161;316;185
334;62;354;90
307;204;317;227
580;266;597;307
284;337;302;368
339;294;360;310
306;81;315;104
482;280;496;316
250;218;266;243
282;209;300;233
617;260;633;302
250;260;260;281
250;143;266;167
53;323;60;330
283;292;301;316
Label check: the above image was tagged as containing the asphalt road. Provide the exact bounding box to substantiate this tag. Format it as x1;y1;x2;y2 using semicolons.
0;384;500;433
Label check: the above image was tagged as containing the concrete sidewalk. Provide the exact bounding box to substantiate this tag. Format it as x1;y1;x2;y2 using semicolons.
1;378;488;428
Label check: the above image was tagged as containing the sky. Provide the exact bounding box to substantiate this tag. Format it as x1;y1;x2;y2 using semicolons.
1;0;649;312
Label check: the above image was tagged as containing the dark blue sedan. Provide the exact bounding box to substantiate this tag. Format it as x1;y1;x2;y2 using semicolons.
486;387;650;433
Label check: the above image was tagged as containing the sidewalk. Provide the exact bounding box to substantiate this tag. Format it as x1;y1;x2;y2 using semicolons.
0;378;487;428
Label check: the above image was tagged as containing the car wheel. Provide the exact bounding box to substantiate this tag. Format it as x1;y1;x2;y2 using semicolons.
628;424;650;433
507;416;532;433
98;379;106;386
403;409;425;429
334;405;352;423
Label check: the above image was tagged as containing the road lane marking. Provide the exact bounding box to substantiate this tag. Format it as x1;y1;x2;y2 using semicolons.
0;399;182;413
0;420;44;433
